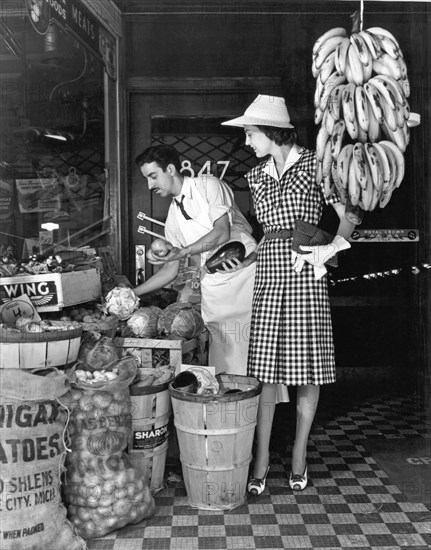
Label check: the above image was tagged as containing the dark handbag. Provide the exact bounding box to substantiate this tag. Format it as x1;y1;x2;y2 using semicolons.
292;219;338;267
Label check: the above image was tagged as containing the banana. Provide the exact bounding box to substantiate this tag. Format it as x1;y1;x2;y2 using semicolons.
379;142;398;190
314;75;324;108
372;54;402;80
320;71;346;111
379;140;405;188
331;120;346;160
332;160;347;204
359;30;381;60
335;37;350;74
314;35;346;70
328;84;344;121
322;139;333;180
379;186;394;209
350;33;371;67
347;44;364;85
362;55;373;82
312;56;319;78
352;142;369;190
402;96;411;120
397;55;408;79
315;106;324;125
395;102;405;128
341;83;356;123
364;82;384;124
381;120;407;153
380;94;398;132
316;125;330;162
369;182;382;211
323;178;335;199
363;143;383;193
366;27;400;49
316;159;323;186
372;142;392;192
323;107;336;134
367;98;381;143
402;122;411;147
348;154;361;206
357;125;368;144
342;83;359;140
313;27;347;56
368;76;396;109
401;77;411;98
373;74;406;106
360;169;374;211
337;143;353;189
354;86;369;132
319;51;337;83
376;34;400;59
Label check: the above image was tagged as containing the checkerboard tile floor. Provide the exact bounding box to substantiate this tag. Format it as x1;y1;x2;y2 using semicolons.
87;394;431;550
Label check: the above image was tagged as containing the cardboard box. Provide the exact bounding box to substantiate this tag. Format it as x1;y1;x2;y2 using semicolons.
0;268;102;312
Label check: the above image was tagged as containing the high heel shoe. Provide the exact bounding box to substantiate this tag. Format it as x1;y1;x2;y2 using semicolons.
247;466;270;496
289;466;308;491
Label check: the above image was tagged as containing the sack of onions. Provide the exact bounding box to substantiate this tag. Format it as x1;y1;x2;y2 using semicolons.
61;357;155;539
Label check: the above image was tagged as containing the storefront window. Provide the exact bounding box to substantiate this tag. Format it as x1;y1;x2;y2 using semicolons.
0;2;114;261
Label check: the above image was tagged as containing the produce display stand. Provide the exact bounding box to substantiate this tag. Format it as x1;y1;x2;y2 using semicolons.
114;329;209;371
0;268;102;312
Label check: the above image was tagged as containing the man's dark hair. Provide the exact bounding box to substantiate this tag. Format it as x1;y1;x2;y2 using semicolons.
256;125;298;147
135;144;182;172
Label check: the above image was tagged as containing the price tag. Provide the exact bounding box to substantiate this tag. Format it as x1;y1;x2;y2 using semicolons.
0;294;41;325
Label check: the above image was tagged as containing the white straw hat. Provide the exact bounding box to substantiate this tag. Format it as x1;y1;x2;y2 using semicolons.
222;95;294;128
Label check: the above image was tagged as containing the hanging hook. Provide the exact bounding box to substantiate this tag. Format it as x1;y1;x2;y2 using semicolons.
360;0;364;32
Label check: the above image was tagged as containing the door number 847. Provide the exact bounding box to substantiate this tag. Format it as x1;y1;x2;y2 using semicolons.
180;160;230;179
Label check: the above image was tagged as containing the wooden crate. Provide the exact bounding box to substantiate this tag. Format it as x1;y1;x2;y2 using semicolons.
114;330;208;372
0;269;101;312
0;327;82;369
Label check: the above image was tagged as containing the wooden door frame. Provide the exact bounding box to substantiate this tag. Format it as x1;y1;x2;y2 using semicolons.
123;76;281;281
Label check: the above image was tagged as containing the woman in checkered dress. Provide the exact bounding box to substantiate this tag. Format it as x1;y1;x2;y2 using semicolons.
222;95;356;492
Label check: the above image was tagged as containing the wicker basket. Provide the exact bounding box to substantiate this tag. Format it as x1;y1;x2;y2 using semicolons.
0;327;82;369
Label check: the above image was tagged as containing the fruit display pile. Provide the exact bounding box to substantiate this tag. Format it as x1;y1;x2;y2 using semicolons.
312;25;414;211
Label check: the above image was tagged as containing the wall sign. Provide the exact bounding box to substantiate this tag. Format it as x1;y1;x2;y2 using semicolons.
25;0;116;79
350;229;419;243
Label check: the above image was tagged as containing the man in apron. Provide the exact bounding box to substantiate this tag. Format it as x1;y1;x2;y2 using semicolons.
133;144;257;376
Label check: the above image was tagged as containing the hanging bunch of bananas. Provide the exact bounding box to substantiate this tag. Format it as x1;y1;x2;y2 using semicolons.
312;25;414;211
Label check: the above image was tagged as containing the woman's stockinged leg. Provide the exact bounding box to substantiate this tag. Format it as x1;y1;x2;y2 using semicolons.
253;382;277;478
291;384;320;474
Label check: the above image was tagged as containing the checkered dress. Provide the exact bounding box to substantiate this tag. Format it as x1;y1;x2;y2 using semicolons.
246;148;340;386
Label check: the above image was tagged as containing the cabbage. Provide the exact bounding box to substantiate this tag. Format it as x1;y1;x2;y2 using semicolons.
105;287;140;320
157;303;204;340
78;332;119;370
125;306;162;337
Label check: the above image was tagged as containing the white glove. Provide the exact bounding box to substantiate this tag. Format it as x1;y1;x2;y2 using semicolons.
292;235;351;280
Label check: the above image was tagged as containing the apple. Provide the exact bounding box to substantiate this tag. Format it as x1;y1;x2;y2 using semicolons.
150;238;172;257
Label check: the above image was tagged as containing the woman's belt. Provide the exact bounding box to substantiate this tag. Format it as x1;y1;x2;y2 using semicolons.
264;229;293;240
